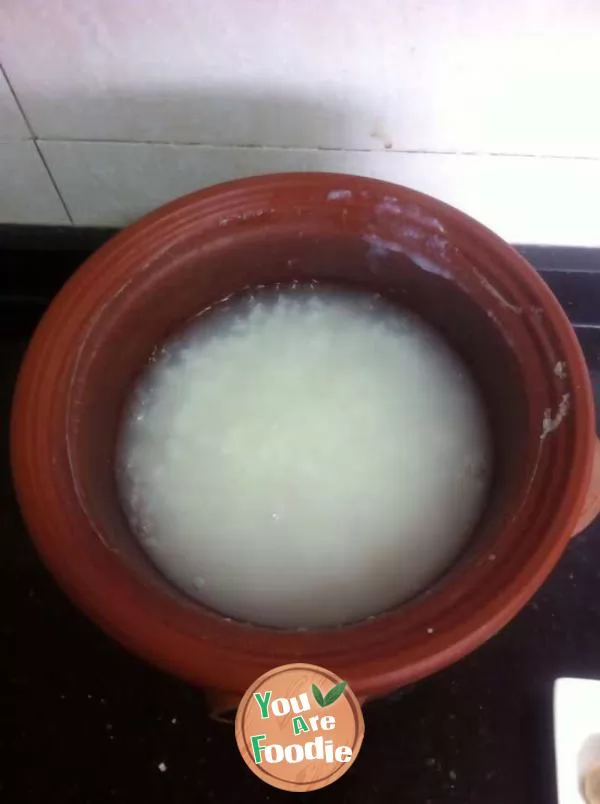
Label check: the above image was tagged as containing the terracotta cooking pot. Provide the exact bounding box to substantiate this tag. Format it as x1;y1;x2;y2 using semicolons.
11;173;600;719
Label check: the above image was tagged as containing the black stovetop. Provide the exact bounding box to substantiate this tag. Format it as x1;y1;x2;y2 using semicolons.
2;231;600;804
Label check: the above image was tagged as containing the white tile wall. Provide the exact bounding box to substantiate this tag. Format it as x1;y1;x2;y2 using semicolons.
40;140;600;245
0;141;69;224
1;0;600;156
0;66;69;223
1;0;600;242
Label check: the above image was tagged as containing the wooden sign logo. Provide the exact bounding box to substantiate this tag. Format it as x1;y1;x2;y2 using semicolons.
235;663;364;792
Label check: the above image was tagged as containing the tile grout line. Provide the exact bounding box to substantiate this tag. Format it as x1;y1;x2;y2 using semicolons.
33;137;600;163
30;143;75;224
1;63;74;224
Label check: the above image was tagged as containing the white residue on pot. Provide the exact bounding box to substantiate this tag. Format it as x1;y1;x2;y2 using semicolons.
363;233;452;278
374;198;445;233
554;361;568;379
541;393;571;438
327;189;353;201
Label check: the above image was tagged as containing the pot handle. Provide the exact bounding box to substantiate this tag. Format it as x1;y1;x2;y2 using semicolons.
573;437;600;536
205;689;242;723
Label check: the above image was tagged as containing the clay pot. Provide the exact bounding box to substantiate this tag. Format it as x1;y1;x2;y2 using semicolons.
11;173;600;720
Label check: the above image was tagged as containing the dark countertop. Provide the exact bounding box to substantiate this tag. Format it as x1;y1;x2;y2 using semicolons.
2;231;600;804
